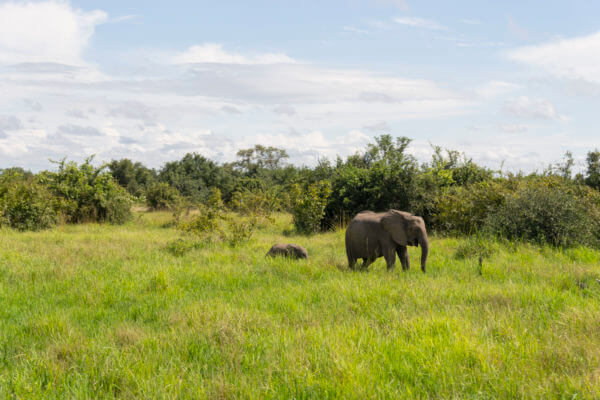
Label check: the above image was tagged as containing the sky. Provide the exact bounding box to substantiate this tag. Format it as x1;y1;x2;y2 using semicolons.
1;0;600;172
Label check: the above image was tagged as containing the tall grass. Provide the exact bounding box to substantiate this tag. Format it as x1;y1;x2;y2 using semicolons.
0;212;599;398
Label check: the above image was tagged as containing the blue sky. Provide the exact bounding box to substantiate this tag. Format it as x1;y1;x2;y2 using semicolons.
1;0;600;172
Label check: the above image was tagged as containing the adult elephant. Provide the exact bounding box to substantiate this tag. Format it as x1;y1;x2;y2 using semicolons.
345;210;429;273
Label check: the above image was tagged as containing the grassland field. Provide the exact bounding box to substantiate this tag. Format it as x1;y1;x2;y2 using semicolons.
1;211;600;399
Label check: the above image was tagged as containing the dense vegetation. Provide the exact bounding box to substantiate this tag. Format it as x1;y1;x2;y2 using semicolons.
2;139;600;397
2;136;600;248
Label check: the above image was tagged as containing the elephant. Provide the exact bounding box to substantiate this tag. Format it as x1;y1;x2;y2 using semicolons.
345;210;429;272
266;243;308;259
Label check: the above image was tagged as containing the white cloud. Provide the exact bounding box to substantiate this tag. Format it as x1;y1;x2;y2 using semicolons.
172;43;295;65
358;91;399;103
0;115;22;137
273;105;296;116
343;26;369;34
475;80;520;98
0;48;471;169
394;16;445;30
246;129;371;165
371;0;408;9
23;99;42;112
0;1;107;65
503;96;564;120
65;109;87;119
507;31;600;84
57;124;103;136
221;105;242;115
499;124;528;134
362;121;391;133
507;16;529;40
108;101;156;125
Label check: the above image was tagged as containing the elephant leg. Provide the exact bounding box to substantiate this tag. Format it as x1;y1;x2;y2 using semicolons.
348;257;358;271
397;246;410;271
361;257;375;271
384;248;396;272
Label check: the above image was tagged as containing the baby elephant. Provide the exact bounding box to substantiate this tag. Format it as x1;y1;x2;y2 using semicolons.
266;243;308;259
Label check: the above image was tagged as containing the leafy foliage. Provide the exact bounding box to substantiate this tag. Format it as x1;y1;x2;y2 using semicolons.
165;238;199;256
38;158;132;224
177;202;258;247
146;182;181;211
108;158;156;198
435;180;508;234
454;235;497;260
178;204;224;239
158;153;235;202
324;135;418;227
235;144;289;173
291;181;332;234
0;171;57;231
484;176;600;247
4;136;600;249
585;149;600;190
229;188;279;218
223;215;259;247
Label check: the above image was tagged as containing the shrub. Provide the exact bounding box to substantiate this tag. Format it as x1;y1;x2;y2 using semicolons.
177;204;257;247
178;203;224;240
206;187;225;210
454;236;496;260
38;158;132;224
323;136;419;228
435;180;507;234
108;158;156;198
0;173;57;231
229;188;279;217
146;182;180;210
223;215;258;247
291;181;332;234
165;238;198;256
484;177;600;247
158;153;235;202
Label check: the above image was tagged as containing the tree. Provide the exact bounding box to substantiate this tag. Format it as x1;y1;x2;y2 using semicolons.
585;149;600;190
556;151;574;179
158;153;235;202
323;135;419;228
235;145;289;174
108;159;156;197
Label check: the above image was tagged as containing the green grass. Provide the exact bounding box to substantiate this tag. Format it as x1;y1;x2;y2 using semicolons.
1;212;600;399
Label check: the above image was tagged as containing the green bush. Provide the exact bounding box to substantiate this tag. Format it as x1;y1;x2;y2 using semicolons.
108;158;156;198
178;204;224;240
223;215;258;247
454;236;497;260
291;181;332;234
229;188;279;217
165;238;199;256
435;180;507;234
323;136;418;228
206;187;225;210
177;204;257;246
484;177;600;247
0;173;57;231
146;182;180;210
158;153;235;202
38;158;132;224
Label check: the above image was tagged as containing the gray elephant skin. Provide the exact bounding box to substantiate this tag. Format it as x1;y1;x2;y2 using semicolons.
345;210;429;272
266;243;308;259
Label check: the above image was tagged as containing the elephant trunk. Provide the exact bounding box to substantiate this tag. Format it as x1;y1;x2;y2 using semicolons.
419;232;429;273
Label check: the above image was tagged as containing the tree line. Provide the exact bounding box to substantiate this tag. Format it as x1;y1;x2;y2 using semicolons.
2;135;600;248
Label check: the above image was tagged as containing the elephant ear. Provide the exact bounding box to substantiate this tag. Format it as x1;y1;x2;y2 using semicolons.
380;210;408;246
